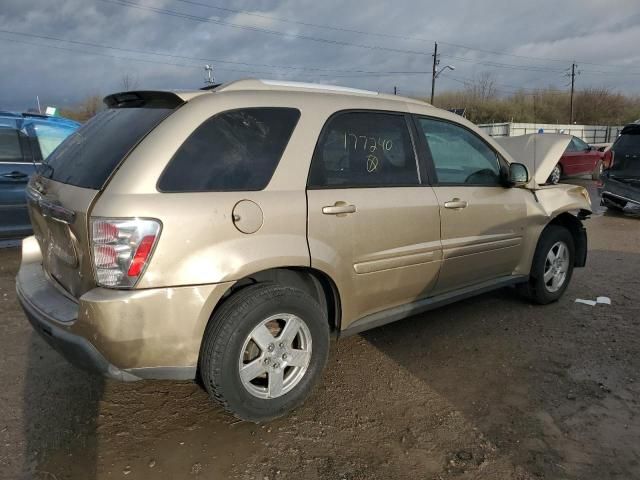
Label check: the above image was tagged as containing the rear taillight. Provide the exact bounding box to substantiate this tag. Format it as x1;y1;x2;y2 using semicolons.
90;218;161;288
603;150;614;168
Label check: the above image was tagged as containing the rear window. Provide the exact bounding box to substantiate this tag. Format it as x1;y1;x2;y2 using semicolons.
611;129;640;176
158;108;300;192
613;131;640;153
42;107;173;190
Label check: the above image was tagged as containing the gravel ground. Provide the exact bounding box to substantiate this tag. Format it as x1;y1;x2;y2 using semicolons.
1;180;639;480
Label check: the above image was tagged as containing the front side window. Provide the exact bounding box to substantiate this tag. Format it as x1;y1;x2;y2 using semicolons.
158;108;300;192
308;111;419;188
417;117;501;185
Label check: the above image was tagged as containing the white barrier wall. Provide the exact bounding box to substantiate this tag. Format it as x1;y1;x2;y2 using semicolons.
478;123;624;143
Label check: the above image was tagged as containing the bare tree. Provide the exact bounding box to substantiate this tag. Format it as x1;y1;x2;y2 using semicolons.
466;71;497;102
121;72;139;91
59;94;104;122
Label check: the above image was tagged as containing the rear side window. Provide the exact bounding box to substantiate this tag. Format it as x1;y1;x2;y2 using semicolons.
308;111;419;188
158;108;300;192
43;107;173;190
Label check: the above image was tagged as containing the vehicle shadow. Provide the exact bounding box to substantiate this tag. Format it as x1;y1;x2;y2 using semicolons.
23;332;104;479
360;248;640;479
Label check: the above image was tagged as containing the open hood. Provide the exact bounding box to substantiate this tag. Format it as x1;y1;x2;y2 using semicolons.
495;134;571;186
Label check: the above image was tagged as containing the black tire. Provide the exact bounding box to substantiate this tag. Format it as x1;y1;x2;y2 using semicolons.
592;159;604;181
199;283;329;422
518;225;575;305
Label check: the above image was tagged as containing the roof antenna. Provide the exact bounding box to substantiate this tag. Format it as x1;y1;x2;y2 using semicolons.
204;65;215;86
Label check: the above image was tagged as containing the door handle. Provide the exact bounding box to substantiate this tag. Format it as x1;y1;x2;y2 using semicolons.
444;198;468;209
322;202;356;215
2;171;28;179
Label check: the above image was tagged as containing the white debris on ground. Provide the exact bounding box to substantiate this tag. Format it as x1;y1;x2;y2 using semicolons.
575;296;611;306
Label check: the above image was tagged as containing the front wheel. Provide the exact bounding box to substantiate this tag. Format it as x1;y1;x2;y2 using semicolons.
519;225;575;304
199;283;329;422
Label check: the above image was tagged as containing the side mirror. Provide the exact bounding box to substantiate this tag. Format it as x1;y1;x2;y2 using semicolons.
507;162;529;186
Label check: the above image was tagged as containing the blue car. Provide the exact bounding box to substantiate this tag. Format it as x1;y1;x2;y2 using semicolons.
0;112;80;240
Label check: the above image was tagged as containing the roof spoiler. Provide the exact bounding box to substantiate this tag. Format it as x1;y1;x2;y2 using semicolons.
103;91;185;109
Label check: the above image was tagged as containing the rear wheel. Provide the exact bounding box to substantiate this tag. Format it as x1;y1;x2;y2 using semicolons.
519;225;575;305
592;160;604;180
199;283;329;422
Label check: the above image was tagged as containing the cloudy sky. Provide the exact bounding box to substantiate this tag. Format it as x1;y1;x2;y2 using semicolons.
1;0;640;111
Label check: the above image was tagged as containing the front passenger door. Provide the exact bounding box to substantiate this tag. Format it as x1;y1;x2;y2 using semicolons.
415;117;528;294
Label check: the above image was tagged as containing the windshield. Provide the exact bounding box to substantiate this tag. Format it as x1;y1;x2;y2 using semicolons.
42;107;173;190
611;130;640;177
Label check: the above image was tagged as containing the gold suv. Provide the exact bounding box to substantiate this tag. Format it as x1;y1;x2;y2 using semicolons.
16;80;592;421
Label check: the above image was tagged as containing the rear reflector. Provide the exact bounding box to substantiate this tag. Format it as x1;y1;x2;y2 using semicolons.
91;218;161;288
127;235;156;277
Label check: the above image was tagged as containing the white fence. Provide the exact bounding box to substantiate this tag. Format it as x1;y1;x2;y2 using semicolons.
478;122;624;144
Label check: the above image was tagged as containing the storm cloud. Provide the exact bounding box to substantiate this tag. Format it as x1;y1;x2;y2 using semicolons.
1;0;639;111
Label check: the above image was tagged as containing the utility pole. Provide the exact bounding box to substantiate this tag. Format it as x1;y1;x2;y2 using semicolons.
430;42;439;104
569;62;578;124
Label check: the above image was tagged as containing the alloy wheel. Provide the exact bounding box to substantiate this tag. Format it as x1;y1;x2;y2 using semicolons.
543;241;570;292
238;313;312;399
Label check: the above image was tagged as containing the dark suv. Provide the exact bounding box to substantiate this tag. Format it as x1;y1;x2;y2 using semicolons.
600;123;640;210
0;112;79;240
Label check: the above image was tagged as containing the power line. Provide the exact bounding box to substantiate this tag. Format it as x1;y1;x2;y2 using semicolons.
441;74;568;96
170;0;436;43
0;28;431;77
165;0;640;72
97;0;435;57
99;1;619;77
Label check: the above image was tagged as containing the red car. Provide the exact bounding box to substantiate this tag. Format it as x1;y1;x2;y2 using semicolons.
547;136;605;184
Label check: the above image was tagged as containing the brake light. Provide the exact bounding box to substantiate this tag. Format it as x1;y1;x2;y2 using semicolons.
91;218;161;288
603;149;614;168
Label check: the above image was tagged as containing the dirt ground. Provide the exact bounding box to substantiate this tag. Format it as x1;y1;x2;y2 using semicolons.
1;179;639;480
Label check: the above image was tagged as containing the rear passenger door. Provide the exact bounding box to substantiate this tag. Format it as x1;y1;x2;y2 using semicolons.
414;116;528;294
0;127;36;239
306;111;442;329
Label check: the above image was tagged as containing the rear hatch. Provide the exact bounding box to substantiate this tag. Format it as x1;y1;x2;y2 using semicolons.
610;124;640;180
27;91;183;298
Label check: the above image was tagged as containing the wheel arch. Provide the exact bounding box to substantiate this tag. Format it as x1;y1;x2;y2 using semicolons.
205;266;341;335
547;212;587;267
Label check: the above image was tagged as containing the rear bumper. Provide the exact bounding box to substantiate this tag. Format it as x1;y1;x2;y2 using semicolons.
600;178;640;206
17;278;140;381
16;236;235;380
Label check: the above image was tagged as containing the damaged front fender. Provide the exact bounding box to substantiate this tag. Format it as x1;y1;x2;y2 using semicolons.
533;183;593;219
